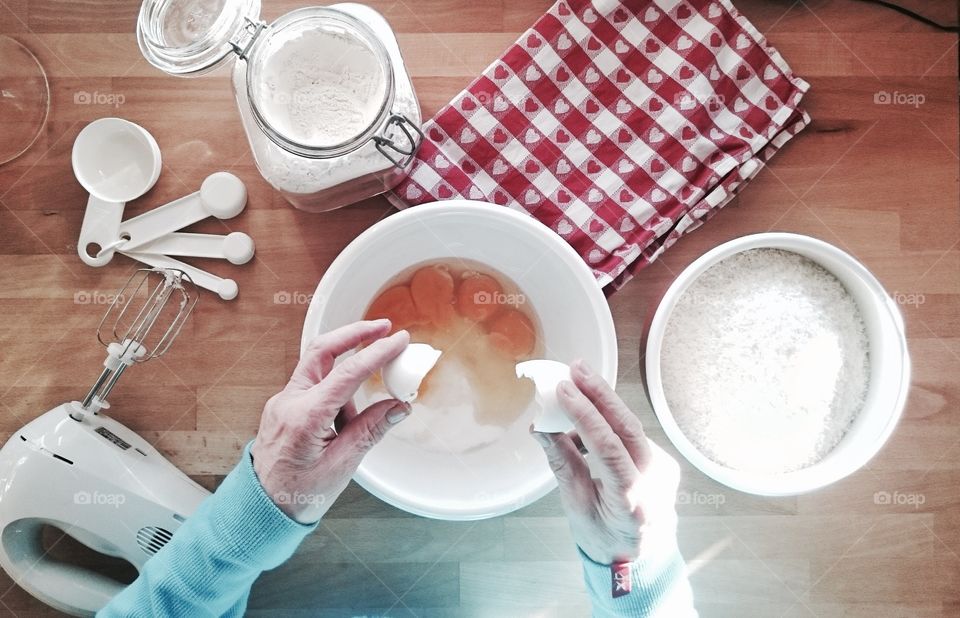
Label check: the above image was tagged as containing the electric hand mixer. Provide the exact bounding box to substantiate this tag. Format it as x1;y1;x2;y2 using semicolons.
0;268;211;616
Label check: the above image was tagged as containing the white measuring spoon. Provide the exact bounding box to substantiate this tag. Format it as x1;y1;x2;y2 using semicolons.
121;251;239;301
114;172;247;254
128;231;255;265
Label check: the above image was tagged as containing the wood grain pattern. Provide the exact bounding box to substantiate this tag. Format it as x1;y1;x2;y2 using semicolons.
1;0;958;616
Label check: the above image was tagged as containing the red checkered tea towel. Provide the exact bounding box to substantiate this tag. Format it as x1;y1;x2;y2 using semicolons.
391;0;810;292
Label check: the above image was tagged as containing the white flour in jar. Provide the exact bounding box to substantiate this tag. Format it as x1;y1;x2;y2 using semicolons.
234;4;421;209
256;27;387;148
660;249;870;474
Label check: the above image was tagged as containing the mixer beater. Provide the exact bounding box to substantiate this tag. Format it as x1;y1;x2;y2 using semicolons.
76;268;196;419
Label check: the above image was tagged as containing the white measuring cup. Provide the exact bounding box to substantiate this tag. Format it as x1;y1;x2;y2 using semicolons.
73;118;161;265
72;117;162;204
72;119;254;269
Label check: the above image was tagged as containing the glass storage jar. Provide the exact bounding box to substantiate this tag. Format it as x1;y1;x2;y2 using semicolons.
136;0;422;212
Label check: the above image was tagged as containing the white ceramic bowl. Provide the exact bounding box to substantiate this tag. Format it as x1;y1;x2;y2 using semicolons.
302;200;618;519
645;233;910;496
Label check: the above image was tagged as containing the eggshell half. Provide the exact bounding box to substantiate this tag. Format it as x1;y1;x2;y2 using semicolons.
382;343;443;402
516;360;574;434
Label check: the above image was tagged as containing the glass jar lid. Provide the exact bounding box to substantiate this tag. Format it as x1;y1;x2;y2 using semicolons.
0;36;50;165
137;0;262;76
245;7;395;158
138;1;396;158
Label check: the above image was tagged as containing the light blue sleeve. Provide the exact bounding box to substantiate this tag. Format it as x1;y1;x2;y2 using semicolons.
98;441;316;618
578;541;698;617
99;440;696;617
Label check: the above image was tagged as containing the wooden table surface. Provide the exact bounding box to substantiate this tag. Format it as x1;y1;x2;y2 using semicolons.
1;0;958;616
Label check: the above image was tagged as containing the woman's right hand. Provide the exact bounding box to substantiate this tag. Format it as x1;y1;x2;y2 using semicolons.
252;320;410;524
532;360;681;565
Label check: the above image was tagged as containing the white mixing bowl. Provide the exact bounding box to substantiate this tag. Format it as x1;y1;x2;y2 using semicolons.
645;233;910;496
301;200;618;519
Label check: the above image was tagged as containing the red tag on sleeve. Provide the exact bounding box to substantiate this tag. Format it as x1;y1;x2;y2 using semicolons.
611;562;632;598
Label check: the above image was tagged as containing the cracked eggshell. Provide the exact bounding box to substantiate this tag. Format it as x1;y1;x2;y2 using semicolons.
516;360;574;434
382;343;442;402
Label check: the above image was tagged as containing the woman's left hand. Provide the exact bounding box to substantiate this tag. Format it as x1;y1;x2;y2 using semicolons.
533;361;681;564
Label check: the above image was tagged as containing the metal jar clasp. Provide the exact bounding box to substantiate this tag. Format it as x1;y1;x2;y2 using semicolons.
374;114;424;170
230;17;267;60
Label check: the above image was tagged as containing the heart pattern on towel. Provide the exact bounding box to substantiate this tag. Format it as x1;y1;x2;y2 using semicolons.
395;0;811;293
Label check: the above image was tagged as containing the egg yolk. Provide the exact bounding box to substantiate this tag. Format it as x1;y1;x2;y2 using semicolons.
410;265;456;326
487;309;536;360
457;273;503;322
364;285;422;332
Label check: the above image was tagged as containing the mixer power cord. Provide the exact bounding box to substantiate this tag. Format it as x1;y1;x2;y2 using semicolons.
854;0;960;33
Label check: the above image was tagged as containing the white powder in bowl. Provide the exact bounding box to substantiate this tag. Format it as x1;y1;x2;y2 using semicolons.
660;249;870;474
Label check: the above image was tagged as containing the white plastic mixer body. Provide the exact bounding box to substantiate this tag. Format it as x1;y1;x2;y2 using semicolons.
0;402;209;616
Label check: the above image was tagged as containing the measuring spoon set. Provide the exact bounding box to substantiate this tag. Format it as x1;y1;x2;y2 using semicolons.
72;118;255;300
